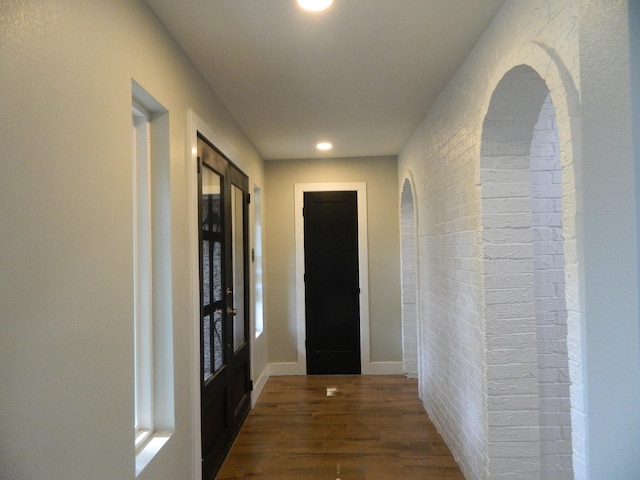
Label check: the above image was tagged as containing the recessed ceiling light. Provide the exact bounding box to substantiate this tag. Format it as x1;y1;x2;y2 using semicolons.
316;142;333;151
297;0;333;12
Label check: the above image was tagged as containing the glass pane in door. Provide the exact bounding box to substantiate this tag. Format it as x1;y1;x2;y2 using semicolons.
231;185;245;351
203;314;212;379
201;166;224;381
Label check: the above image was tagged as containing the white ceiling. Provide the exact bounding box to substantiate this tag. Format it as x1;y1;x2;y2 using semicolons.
145;0;505;160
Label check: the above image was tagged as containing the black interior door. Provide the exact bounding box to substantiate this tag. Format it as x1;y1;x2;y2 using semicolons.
304;190;361;375
198;135;251;480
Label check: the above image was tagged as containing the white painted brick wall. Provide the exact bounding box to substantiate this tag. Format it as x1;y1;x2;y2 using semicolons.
531;95;573;480
397;1;582;479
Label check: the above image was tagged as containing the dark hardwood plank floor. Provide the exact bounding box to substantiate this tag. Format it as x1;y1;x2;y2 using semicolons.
217;375;465;479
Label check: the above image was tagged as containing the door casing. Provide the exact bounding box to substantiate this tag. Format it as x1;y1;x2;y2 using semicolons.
294;183;372;374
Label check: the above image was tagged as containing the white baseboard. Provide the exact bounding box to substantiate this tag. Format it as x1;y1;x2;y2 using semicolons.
251;368;270;407
266;361;404;377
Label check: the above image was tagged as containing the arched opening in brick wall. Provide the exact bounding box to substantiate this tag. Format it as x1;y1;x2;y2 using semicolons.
481;65;573;480
400;177;419;379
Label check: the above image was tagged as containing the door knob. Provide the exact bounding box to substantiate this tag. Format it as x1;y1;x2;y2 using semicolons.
227;307;237;315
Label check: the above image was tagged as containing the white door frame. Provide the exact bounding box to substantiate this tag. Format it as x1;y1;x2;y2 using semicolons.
294;182;374;374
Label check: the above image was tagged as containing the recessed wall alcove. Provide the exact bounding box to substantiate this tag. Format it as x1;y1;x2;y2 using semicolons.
400;176;419;379
480;64;575;480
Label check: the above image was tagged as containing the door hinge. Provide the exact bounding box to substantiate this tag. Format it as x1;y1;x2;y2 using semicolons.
249;380;254;391
247;193;251;204
197;157;201;174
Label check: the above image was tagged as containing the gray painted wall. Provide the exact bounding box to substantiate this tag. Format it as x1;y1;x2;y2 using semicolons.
0;1;266;479
264;156;402;365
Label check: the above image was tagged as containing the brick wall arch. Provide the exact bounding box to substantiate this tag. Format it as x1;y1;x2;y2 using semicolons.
481;65;574;480
400;176;419;379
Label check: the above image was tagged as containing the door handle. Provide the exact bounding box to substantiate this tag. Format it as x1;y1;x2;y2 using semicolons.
227;307;237;316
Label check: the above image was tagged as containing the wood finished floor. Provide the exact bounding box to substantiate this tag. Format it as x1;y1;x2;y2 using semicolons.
217;375;465;479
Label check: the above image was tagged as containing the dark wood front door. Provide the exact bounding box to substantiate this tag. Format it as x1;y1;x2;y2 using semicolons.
198;134;251;480
304;191;361;375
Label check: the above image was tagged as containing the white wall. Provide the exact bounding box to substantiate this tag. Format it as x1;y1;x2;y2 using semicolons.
0;1;266;479
399;0;640;479
578;1;640;477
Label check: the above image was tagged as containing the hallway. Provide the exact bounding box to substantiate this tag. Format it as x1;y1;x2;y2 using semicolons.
3;1;640;479
217;375;464;479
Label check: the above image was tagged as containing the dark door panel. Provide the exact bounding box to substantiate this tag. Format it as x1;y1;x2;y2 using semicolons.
304;191;361;375
198;135;250;480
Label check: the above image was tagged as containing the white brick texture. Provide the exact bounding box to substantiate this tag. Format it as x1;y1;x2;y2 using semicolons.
398;1;583;479
531;96;573;480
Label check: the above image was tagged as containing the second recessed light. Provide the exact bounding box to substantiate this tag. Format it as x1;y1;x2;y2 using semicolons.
316;142;333;151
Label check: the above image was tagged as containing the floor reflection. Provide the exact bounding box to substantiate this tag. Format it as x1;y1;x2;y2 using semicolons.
216;375;464;479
